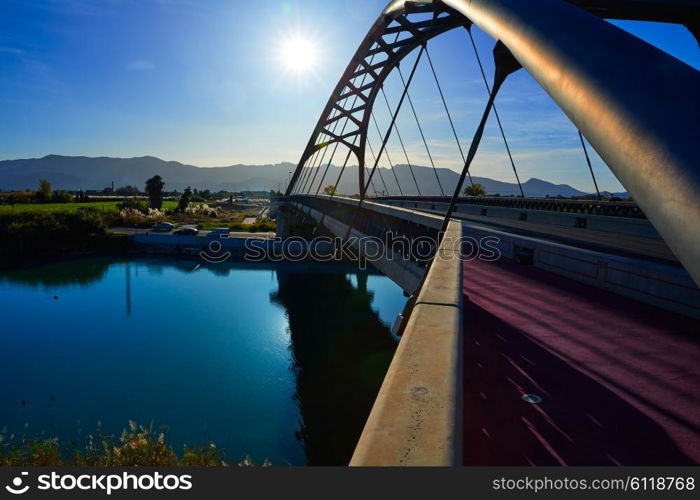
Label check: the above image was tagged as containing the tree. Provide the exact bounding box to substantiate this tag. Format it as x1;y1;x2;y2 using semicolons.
323;185;337;196
177;186;192;212
145;175;164;209
464;183;486;197
53;191;74;203
115;185;140;196
37;179;52;202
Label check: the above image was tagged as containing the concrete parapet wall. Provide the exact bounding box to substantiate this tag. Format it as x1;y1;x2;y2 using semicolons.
385;199;661;239
350;221;463;466
292;202;425;294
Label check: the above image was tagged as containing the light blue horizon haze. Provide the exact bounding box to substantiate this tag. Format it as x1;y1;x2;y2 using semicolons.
0;0;698;192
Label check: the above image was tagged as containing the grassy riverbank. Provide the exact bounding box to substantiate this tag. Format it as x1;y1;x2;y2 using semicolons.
0;200;181;214
0;202;275;265
0;208;133;266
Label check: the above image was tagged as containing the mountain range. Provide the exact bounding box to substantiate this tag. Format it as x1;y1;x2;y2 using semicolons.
0;155;626;197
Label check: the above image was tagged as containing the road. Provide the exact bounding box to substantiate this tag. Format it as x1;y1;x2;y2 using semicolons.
110;227;275;239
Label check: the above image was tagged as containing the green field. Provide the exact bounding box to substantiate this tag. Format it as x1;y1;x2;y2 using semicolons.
0;200;180;213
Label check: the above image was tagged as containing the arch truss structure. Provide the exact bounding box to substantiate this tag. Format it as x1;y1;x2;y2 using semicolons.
289;1;468;198
287;0;700;285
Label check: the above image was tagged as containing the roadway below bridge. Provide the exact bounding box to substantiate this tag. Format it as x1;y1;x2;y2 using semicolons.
109;227;275;239
462;257;700;465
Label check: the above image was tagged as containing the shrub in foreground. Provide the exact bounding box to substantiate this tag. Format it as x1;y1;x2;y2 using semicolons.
0;421;270;467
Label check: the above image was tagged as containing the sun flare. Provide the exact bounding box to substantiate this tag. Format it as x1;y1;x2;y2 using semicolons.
280;36;318;74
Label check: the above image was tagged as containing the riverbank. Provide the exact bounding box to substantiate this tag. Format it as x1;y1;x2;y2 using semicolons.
0;208;134;268
0;202;277;268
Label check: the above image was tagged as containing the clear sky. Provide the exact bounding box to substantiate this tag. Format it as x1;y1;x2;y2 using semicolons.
1;0;698;192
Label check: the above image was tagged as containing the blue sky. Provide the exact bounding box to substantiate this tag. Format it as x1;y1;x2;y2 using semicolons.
1;0;698;192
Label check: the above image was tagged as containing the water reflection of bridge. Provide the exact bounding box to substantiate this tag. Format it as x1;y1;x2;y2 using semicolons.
272;268;397;465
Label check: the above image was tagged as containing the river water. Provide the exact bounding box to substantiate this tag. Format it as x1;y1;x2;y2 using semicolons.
0;257;406;465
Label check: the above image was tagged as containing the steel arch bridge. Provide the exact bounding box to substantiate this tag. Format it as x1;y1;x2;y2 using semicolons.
285;0;700;285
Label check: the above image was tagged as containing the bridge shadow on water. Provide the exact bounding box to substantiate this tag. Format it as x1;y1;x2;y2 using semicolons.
463;259;700;465
271;268;398;465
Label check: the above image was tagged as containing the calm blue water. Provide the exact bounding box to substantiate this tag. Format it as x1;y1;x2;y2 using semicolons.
0;257;406;465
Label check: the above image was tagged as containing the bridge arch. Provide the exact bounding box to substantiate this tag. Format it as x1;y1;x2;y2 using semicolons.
289;1;468;197
288;0;700;286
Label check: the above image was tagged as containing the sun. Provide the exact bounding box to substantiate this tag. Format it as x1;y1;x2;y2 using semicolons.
279;36;319;74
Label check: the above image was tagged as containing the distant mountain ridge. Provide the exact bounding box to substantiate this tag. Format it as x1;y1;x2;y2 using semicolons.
0;155;624;197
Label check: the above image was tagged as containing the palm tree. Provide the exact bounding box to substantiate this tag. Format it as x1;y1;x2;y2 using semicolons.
464;183;486;197
145;175;164;209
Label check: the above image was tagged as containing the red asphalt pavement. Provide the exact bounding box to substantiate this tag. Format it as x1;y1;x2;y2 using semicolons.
462;258;700;465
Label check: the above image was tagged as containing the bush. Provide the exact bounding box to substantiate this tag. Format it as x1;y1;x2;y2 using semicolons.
0;421;270;467
0;209;125;264
111;207;166;227
0;191;36;205
227;218;276;233
117;199;149;213
52;191;74;203
250;218;276;232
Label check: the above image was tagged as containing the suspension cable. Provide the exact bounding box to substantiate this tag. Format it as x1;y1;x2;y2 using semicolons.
308;110;355;195
379;88;421;195
367;164;380;196
333;148;355;195
295;148;319;194
578;130;601;200
466;27;524;197
299;109;341;194
424;44;474;189
366;135;391;195
396;63;446;196
441;45;519;234
295;136;321;194
371;112;404;196
311;141;340;195
304;142;331;194
297;119;334;194
296;105;344;194
364;44;426;197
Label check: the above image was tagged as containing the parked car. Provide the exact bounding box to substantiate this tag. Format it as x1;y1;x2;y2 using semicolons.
174;226;198;236
151;222;174;232
206;227;230;238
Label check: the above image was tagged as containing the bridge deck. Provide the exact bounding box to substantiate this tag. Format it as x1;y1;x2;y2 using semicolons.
462;258;700;465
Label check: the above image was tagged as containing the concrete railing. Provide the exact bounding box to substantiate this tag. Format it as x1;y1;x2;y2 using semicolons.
290;200;427;293
380;198;660;240
350;220;464;466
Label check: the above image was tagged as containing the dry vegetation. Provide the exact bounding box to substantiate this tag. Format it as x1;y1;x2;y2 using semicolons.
0;421;271;467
